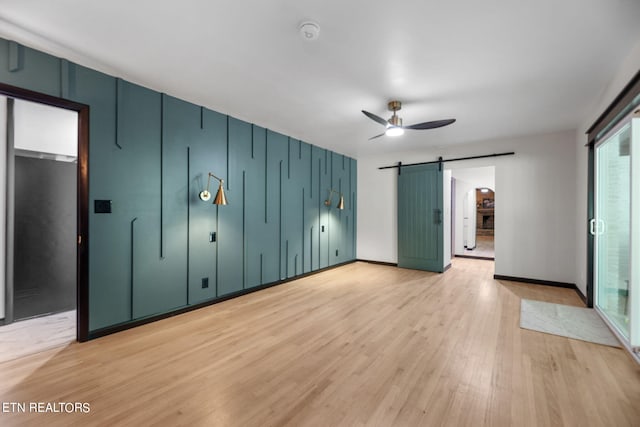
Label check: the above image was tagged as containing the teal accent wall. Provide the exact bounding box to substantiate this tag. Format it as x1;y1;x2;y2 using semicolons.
0;38;357;334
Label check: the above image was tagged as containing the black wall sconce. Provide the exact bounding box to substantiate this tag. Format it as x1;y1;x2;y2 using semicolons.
324;189;344;210
199;172;227;205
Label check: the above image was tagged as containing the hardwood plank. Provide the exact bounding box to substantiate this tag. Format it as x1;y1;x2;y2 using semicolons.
0;259;639;426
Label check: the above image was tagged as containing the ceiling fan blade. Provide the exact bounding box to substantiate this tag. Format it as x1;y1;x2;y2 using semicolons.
362;110;389;126
368;133;386;141
404;118;456;130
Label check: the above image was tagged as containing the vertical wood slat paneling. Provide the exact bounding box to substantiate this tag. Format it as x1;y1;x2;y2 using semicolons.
262;130;285;283
328;152;349;265
160;94;165;258
188;108;223;304
186;147;190;304
115;78;122;149
279;160;283;279
60;59;75;99
145;94;204;315
310;148;323;271
243;170;246;289
245;125;267;289
189;109;227;300
130;217;138;319
0;37;357;336
67;65;125;330
131;87;184;318
350;158;358;260
283;139;304;278
319;149;330;269
8;41;23;71
301;142;314;273
218;117;249;296
0;40;60;97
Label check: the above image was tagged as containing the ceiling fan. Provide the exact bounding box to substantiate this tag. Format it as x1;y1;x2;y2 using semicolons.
362;101;455;140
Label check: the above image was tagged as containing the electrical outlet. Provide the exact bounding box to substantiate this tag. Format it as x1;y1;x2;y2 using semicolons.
335;249;339;256
201;277;209;289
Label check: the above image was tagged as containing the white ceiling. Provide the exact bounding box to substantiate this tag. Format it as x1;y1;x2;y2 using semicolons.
1;0;639;158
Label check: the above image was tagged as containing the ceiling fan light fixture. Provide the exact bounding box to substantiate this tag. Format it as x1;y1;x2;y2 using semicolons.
362;100;455;140
385;126;404;137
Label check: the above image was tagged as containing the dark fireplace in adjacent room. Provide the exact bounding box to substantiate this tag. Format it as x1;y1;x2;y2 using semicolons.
482;214;494;230
476;189;495;237
463;187;495;260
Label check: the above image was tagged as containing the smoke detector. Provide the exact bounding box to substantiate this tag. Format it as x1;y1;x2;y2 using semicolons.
299;21;320;41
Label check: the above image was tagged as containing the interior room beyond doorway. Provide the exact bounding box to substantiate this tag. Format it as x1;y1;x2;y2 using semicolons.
1;95;78;357
451;166;495;260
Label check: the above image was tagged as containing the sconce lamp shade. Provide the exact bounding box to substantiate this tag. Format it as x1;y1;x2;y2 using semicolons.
199;172;227;205
213;180;227;205
324;189;345;210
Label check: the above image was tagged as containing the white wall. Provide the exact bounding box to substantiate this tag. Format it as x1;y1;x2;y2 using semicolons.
575;38;640;295
443;169;452;268
14;99;77;157
0;96;6;319
358;130;577;284
450;166;495;254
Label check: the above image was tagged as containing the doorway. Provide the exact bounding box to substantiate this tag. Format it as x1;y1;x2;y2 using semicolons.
451;166;495;260
465;187;495;258
1;82;89;345
13;99;78;320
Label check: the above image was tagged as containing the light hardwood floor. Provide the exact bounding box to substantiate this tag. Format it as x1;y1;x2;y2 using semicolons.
462;235;494;259
1;259;639;426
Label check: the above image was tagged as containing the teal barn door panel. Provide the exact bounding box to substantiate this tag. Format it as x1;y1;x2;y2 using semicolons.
189;108;226;303
0;41;61;97
217;117;250;296
71;66;130;330
245;125;267;288
265;130;288;281
397;164;444;272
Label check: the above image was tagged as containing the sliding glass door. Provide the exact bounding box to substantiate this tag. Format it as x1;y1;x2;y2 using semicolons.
594;113;639;350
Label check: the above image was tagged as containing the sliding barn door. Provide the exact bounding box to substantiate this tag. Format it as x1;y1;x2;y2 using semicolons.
397;164;444;272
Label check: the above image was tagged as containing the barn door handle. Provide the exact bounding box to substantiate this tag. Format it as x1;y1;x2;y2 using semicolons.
434;209;442;224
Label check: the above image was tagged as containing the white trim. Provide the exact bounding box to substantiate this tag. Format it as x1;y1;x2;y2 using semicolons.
630;116;640;347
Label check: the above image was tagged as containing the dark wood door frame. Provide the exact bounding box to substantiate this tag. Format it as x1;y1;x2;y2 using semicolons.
1;82;89;342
